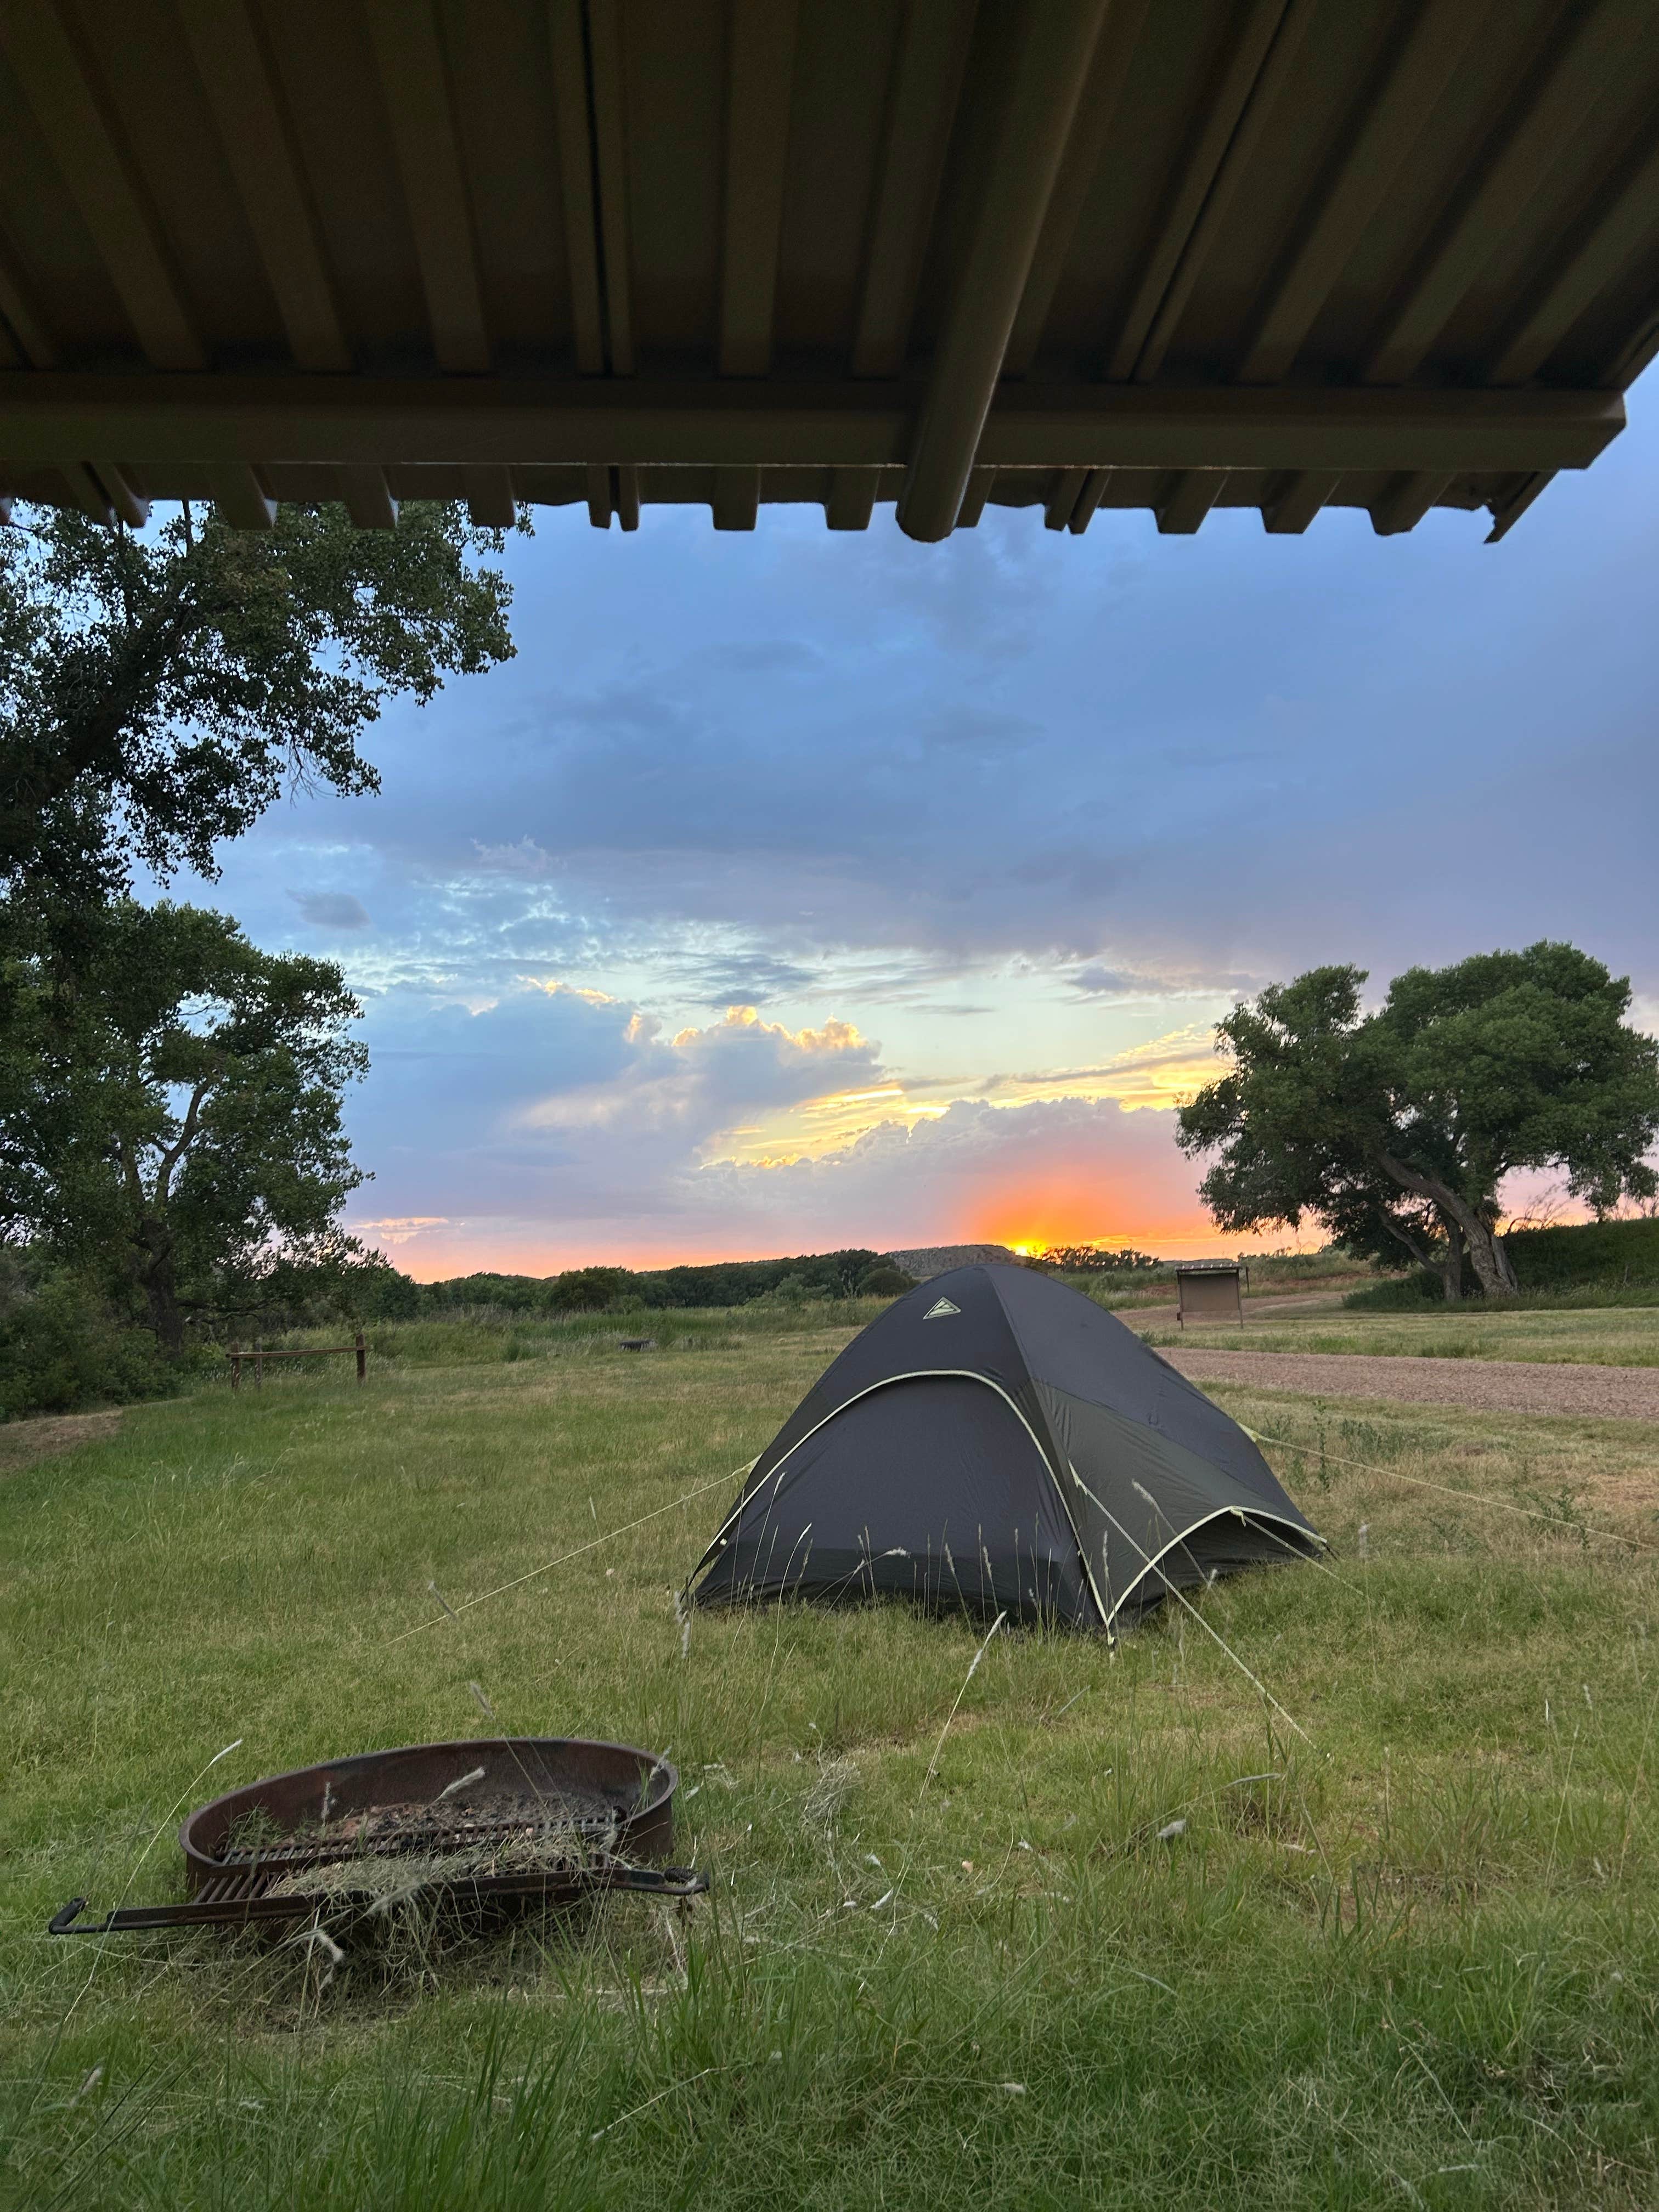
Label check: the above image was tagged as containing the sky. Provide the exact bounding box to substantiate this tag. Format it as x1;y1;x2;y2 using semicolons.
177;390;1659;1279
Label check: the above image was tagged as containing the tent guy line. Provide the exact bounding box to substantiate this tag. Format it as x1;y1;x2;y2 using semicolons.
383;1465;750;1646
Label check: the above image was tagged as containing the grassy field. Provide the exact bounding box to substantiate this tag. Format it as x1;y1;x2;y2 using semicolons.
1139;1305;1659;1366
5;1306;1659;2209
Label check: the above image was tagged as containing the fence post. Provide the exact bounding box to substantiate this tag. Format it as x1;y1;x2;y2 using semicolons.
356;1328;366;1385
255;1338;263;1389
230;1339;240;1391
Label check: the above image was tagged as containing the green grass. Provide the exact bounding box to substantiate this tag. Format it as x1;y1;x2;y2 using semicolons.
1140;1303;1659;1365
4;1315;1659;2208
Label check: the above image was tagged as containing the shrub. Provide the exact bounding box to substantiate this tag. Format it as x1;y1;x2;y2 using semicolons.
856;1265;917;1297
0;1259;183;1421
1504;1216;1659;1289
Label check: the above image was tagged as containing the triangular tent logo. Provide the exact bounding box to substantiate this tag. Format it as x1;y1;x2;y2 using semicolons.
923;1297;960;1318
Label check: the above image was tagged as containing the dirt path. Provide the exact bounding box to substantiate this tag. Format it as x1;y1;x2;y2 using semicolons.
0;1408;124;1475
1163;1347;1659;1422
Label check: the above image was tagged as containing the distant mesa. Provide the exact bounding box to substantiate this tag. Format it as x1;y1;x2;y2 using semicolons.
882;1243;1019;1282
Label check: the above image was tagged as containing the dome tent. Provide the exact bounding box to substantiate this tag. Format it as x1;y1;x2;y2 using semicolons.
688;1264;1323;1633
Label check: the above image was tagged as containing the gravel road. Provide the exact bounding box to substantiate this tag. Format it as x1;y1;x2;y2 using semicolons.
1162;1348;1659;1422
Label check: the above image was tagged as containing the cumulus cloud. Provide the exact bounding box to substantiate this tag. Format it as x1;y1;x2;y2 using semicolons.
344;987;891;1256
520;1006;884;1141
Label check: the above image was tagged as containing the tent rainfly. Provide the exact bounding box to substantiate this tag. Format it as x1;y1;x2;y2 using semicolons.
687;1264;1322;1633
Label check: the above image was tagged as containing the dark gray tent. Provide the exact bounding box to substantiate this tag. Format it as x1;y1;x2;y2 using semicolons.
688;1264;1322;1634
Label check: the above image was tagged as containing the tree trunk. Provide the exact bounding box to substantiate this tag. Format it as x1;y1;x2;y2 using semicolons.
1375;1151;1519;1300
133;1218;186;1356
1440;1218;1464;1304
1461;1212;1520;1298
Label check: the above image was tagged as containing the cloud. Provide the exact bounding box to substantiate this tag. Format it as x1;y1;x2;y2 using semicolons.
352;1216;449;1248
345;988;889;1249
1070;963;1257;1001
293;890;371;931
182;397;1659;1277
520;1005;884;1141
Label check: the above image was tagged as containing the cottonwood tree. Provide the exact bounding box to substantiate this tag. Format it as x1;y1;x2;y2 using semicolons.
1;899;366;1353
1176;945;1659;1299
0;500;515;902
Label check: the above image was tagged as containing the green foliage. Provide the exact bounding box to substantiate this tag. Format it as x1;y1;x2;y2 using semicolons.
855;1263;918;1297
1505;1214;1659;1288
544;1265;634;1313
0;501;516;900
0;1253;184;1419
0;896;366;1352
1178;944;1659;1299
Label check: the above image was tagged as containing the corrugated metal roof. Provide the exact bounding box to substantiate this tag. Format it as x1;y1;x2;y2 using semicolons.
0;0;1654;540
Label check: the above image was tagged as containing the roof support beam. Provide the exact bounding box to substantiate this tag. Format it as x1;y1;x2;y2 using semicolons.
585;461;611;527
1485;469;1555;543
1262;469;1338;534
712;466;760;529
897;0;1110;541
1362;0;1650;386
362;0;490;374
463;466;516;527
586;0;635;376
548;0;606;374
826;467;879;529
0;237;59;369
0;376;1622;476
1068;467;1112;534
954;466;995;528
1132;0;1318;384
850;0;979;379
209;464;277;530
1486;133;1659;386
0;1;205;370
58;462;117;525
1237;4;1491;385
1156;470;1226;534
1043;468;1087;530
337;466;398;529
109;466;149;527
614;464;640;530
1103;0;1289;383
1370;471;1452;535
1004;0;1152;376
720;0;798;376
174;0;350;373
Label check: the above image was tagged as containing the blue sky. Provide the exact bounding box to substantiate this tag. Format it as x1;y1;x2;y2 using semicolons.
183;389;1659;1276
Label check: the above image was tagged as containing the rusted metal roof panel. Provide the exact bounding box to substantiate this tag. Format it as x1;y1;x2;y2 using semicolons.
0;0;1654;540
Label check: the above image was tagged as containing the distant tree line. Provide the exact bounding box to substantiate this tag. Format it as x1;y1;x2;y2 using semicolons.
355;1250;917;1321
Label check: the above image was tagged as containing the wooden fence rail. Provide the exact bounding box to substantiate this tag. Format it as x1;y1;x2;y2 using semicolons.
228;1331;366;1389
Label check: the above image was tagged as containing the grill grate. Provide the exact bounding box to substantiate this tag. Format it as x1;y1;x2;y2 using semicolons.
49;1736;707;1938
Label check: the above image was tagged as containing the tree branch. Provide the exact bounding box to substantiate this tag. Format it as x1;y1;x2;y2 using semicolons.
155;1074;214;1205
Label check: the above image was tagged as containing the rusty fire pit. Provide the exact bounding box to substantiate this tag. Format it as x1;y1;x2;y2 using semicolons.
50;1736;706;1937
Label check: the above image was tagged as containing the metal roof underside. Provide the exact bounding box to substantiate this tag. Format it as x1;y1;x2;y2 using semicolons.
0;0;1656;543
